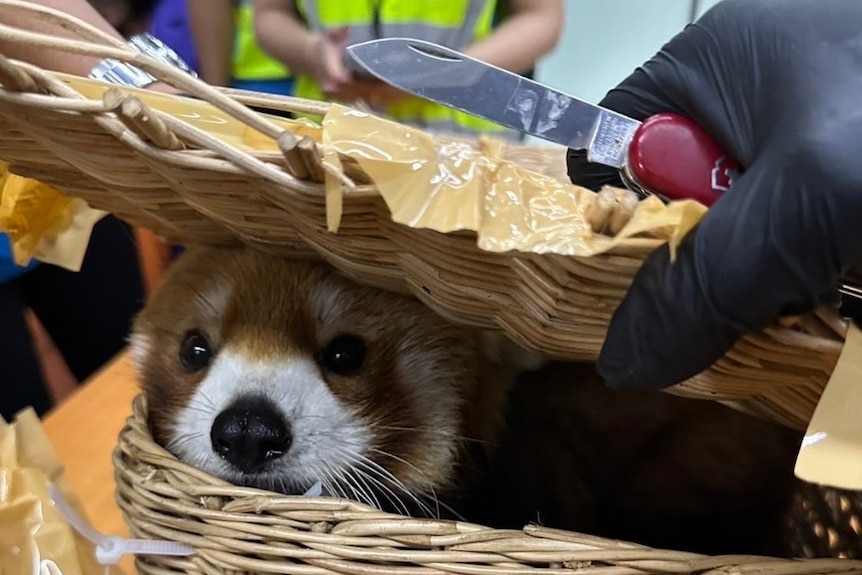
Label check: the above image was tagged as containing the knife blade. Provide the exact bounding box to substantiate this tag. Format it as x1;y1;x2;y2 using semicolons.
349;37;862;492
347;37;740;208
347;36;862;307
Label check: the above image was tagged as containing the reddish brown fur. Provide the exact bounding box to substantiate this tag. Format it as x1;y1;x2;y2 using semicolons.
132;244;513;500
462;361;805;556
133;245;807;556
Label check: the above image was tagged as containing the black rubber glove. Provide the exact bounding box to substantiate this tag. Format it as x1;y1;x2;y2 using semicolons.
567;0;862;390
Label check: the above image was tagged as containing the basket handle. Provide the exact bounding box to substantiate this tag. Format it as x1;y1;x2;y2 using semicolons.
0;0;329;142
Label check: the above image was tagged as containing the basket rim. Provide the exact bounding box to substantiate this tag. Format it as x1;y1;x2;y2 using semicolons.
113;393;862;573
0;0;850;433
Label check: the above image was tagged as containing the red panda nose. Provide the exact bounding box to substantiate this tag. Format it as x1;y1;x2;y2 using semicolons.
210;397;292;472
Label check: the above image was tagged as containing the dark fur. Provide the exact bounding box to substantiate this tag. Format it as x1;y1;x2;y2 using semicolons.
133;245;511;505
459;362;804;556
134;245;805;557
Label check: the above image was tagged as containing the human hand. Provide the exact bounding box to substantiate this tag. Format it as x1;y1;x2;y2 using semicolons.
325;77;410;108
566;0;862;390
310;27;352;97
147;81;182;95
357;79;410;109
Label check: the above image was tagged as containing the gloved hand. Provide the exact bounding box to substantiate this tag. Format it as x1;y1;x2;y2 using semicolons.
567;0;862;391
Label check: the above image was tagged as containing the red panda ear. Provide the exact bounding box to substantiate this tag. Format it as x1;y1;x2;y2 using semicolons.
479;330;548;373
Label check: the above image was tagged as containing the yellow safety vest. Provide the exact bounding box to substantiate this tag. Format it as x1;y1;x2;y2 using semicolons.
294;0;514;139
232;0;292;82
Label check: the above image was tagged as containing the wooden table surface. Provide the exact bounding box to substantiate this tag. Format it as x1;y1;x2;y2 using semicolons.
43;349;140;574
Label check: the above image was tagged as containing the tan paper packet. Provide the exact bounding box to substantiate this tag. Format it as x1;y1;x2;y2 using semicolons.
0;409;124;575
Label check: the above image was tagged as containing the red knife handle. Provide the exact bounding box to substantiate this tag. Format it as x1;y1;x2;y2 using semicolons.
625;113;741;207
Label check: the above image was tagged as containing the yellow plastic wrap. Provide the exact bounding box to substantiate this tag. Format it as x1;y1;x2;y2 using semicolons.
0;163;106;272
63;76;708;258
0;409;123;575
322;104;708;258
0;85;708;269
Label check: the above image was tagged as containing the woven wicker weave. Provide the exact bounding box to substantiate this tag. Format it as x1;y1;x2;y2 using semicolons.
115;395;862;575
5;2;862;572
0;0;849;432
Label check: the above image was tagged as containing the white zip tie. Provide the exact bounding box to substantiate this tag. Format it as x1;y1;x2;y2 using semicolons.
47;483;195;569
46;480;325;573
40;559;64;575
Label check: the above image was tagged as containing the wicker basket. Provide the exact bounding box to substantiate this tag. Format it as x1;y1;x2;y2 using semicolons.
0;0;848;433
4;3;862;573
115;395;862;574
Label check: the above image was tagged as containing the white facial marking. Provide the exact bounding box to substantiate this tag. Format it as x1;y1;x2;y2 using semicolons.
128;332;151;371
169;348;371;493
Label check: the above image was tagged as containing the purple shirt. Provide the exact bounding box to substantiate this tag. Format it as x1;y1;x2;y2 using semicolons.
147;0;200;74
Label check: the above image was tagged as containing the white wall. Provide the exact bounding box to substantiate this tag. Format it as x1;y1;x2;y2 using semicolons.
695;0;726;19
526;0;724;145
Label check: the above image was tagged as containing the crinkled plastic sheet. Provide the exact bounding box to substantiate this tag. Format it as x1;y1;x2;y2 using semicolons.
0;91;709;272
0;162;105;271
321;104;707;259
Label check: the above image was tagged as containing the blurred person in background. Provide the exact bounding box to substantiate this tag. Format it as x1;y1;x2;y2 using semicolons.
0;0;168;420
146;0;200;72
0;216;146;420
88;0;158;36
251;0;563;140
187;0;294;96
0;0;559;421
147;0;294;96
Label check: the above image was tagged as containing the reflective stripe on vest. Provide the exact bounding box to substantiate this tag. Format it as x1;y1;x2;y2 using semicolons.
232;1;292;82
298;0;493;50
294;0;515;138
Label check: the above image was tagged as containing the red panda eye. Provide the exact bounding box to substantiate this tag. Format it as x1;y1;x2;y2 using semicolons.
321;334;367;376
180;330;212;373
